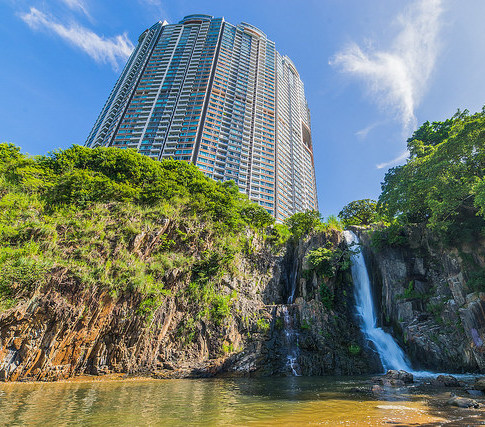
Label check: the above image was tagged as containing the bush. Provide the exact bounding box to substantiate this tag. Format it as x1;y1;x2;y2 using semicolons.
319;283;334;310
306;244;353;279
348;344;361;356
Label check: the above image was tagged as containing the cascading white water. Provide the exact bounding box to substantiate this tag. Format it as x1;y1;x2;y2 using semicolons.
281;305;300;376
343;230;413;373
287;256;299;304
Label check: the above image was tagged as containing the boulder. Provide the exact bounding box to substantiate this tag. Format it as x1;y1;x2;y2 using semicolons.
474;377;485;392
447;394;479;409
433;374;461;387
371;385;384;394
385;369;414;384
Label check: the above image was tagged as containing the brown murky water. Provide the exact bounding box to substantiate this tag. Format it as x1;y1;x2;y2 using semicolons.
0;376;484;426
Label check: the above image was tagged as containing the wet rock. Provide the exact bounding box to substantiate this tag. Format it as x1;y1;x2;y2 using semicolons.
466;389;484;397
474;377;485;391
371;385;384;394
355;227;485;373
385;369;414;384
349;387;368;394
447;393;480;408
372;372;409;387
432;374;461;387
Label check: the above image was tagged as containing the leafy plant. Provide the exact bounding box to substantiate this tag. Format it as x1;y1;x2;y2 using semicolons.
256;318;270;332
306;243;354;279
319;283;334;310
348;344;361;356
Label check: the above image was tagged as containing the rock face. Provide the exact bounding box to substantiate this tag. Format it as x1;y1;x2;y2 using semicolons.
0;229;380;382
355;226;485;373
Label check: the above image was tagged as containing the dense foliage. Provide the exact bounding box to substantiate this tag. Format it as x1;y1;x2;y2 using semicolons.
338;199;377;226
0;144;275;315
378;108;485;238
283;210;343;240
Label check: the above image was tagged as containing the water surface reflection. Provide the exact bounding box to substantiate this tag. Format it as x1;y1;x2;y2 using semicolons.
0;376;483;425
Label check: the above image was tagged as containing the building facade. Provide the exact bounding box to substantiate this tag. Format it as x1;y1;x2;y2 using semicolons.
86;15;317;220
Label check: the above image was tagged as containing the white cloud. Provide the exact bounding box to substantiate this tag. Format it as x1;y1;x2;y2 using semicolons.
20;7;134;71
331;0;443;133
355;121;383;139
376;151;409;169
139;0;169;20
59;0;89;17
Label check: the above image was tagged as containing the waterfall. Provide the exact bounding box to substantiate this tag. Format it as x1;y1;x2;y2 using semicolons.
282;248;301;375
287;255;299;304
281;305;301;376
343;230;413;373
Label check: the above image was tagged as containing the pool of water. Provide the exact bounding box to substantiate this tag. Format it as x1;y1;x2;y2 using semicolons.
0;376;484;425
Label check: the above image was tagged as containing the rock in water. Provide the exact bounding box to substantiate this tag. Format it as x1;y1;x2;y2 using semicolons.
433;374;461;387
385;369;414;384
447;393;480;409
371;385;384;394
466;389;484;397
474;377;485;392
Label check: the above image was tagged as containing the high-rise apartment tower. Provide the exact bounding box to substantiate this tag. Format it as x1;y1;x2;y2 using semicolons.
86;15;318;220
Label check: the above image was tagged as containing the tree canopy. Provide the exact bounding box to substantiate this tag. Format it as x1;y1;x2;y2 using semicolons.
378;107;485;236
0;144;274;232
338;199;377;226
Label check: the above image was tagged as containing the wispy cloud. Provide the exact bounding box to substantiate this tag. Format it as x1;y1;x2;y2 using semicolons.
139;0;169;21
355;121;383;139
20;7;134;70
331;0;443;133
59;0;89;17
376;150;409;169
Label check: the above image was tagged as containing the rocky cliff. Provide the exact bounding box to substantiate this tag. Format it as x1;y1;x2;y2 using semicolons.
0;224;379;382
355;226;485;373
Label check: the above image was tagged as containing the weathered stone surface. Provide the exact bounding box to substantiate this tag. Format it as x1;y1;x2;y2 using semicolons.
355;226;485;373
0;229;381;382
371;384;384;394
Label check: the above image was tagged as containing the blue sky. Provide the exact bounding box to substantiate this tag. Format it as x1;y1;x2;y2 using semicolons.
1;0;485;216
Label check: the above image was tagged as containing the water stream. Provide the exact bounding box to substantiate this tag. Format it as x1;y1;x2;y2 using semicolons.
343;230;413;373
281;306;300;376
282;250;301;375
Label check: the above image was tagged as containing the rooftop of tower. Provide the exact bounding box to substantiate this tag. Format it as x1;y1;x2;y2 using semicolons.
175;15;267;39
178;14;214;24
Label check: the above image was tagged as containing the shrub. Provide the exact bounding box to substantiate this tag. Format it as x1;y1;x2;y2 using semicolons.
348;344;361;356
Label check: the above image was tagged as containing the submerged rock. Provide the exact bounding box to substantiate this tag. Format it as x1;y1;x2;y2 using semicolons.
466;389;484;397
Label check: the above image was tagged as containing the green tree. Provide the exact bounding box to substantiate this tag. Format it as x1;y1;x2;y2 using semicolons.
284;210;321;239
378;107;485;236
338;199;377;226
